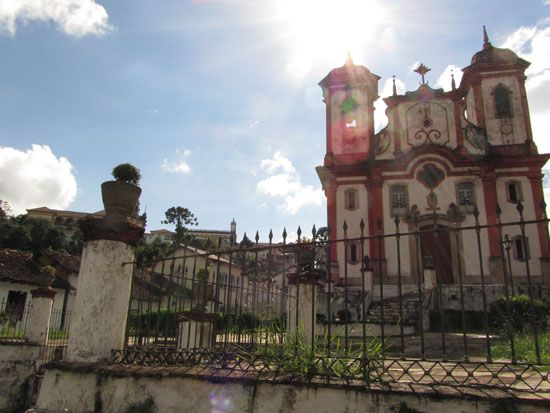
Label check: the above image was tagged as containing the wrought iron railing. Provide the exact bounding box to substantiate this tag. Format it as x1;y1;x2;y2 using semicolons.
113;202;550;393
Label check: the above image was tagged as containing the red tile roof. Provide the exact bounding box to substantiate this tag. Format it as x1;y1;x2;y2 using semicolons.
0;249;47;286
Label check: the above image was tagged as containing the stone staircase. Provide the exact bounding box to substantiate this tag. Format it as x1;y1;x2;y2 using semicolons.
366;290;433;329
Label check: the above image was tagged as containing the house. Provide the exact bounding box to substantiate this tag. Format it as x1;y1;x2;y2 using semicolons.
0;249;80;330
131;244;246;314
316;28;549;293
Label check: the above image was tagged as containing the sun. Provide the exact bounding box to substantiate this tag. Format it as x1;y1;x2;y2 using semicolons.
273;0;387;77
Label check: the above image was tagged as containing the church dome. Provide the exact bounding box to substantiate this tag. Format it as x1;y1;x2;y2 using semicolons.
471;44;521;65
469;26;528;67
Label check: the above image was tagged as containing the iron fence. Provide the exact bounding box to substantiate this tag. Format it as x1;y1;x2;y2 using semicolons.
113;201;550;393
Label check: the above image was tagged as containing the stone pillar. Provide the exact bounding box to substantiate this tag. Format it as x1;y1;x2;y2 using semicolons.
66;204;144;362
177;311;216;349
287;270;324;345
26;287;56;344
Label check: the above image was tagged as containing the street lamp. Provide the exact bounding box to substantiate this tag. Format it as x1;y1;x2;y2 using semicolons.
502;234;515;295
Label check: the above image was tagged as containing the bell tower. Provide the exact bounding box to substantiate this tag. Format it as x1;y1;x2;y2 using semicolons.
461;27;533;146
319;55;380;165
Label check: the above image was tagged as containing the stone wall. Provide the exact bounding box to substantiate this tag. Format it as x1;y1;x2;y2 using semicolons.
35;363;549;413
0;343;42;413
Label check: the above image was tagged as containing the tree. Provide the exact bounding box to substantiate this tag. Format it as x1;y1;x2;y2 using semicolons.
162;207;198;244
135;238;170;267
0;200;10;220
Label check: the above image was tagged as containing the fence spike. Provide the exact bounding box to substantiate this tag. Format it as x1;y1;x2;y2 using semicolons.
268;229;273;243
541;199;547;217
282;228;287;242
312;224;317;240
359;218;365;232
297;226;302;241
473;205;480;221
343;220;348;234
394;215;400;227
495;203;502;217
517;201;524;217
255;231;259;244
376;217;382;232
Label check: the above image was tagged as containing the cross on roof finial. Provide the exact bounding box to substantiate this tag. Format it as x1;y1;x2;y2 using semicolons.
414;63;431;85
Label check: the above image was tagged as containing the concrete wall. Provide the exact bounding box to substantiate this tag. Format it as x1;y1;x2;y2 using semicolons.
36;365;549;413
0;343;42;413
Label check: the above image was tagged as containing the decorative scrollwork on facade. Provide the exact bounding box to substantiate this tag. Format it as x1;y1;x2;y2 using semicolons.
406;102;450;147
374;130;392;155
463;121;489;151
414;129;442;145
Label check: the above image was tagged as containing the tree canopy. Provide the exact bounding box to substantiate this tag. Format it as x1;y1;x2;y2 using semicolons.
162;206;198;244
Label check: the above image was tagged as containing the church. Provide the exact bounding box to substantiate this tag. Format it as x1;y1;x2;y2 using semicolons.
316;28;550;293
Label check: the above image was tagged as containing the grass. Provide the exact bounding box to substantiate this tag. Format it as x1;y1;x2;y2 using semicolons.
492;330;550;364
48;329;69;340
0;329;25;339
238;323;387;382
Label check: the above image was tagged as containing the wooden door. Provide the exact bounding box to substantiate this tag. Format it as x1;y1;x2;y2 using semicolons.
420;226;453;285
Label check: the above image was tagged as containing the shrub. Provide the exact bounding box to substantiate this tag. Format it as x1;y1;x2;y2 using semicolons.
214;312;264;333
112;163;141;185
128;310;179;336
489;294;550;332
429;309;486;332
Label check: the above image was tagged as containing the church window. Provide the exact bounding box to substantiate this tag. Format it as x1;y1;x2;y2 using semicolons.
457;181;476;212
390;185;408;216
493;84;512;118
513;236;530;262
344;189;359;211
346;242;361;264
506;181;522;203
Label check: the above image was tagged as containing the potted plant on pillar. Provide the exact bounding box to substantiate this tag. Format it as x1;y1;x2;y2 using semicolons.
101;163;142;218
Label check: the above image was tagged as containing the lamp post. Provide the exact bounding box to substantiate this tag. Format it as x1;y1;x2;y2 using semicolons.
502;234;515;295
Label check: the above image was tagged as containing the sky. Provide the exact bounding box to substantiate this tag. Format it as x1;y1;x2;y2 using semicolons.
0;0;550;242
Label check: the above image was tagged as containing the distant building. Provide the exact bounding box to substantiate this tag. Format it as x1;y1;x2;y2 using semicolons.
144;219;237;247
26;207;105;238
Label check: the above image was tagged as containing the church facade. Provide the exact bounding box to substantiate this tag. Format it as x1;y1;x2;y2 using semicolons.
316;29;550;291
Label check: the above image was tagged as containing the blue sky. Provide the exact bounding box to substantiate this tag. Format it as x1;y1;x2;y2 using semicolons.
1;0;550;242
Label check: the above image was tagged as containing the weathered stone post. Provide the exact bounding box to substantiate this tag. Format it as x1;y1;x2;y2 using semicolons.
423;261;437;289
66;178;144;362
177;311;216;349
287;270;325;346
26;270;56;344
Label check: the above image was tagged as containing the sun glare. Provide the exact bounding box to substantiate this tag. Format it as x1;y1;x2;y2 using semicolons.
274;0;387;77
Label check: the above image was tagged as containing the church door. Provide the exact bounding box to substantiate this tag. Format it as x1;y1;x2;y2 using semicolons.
420;226;453;285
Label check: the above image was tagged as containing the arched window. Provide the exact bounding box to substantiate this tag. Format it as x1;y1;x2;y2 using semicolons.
390;184;408;216
506;181;522;203
494;84;512;118
344;189;359;211
456;181;476;213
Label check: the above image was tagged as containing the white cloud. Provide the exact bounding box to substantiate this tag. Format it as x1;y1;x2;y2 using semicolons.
0;0;112;37
0;145;77;215
502;23;550;154
374;77;406;132
162;147;192;174
435;64;463;92
256;151;323;214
